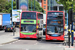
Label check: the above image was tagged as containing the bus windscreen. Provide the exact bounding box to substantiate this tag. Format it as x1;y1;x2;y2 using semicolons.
21;24;36;32
22;12;36;19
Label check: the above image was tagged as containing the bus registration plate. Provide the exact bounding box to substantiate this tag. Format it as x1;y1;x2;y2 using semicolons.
26;37;30;38
53;39;57;40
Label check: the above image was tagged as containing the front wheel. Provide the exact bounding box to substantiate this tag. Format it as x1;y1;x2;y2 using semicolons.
37;37;42;41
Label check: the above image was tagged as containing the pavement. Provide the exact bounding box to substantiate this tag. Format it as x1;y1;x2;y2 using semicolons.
0;31;19;45
64;26;75;50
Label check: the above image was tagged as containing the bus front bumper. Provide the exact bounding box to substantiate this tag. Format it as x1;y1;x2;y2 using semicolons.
46;35;64;41
20;33;37;39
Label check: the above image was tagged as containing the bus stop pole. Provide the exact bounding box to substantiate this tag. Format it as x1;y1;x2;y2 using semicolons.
68;24;70;48
12;0;15;36
71;0;74;46
34;0;35;11
68;9;71;48
71;22;74;46
51;0;52;10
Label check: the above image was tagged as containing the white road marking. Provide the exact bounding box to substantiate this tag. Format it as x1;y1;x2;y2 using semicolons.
0;45;3;46
18;40;21;41
12;42;15;43
26;49;29;50
12;41;18;43
34;43;37;45
7;40;19;45
15;41;18;42
9;43;11;44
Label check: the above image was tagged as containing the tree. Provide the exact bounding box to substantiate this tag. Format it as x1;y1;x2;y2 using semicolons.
56;0;75;12
3;0;16;13
0;0;16;15
0;0;7;12
0;0;44;14
29;0;44;13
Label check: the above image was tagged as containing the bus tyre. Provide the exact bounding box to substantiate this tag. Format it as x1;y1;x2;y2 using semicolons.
37;37;41;41
37;37;40;41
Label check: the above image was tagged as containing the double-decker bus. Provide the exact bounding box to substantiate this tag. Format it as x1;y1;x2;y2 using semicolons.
46;11;65;41
20;11;43;39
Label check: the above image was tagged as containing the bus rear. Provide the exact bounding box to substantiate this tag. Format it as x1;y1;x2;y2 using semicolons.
20;11;37;38
46;11;65;41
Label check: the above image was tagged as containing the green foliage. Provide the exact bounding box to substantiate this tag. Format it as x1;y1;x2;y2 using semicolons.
56;0;75;12
0;0;44;14
29;0;44;13
0;0;16;15
72;0;75;12
0;0;6;12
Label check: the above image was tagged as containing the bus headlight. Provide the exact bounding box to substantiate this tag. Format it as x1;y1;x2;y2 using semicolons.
36;26;38;29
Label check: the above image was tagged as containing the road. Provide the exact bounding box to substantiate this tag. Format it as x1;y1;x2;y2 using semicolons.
0;39;65;50
0;28;19;36
0;28;75;50
0;28;65;50
0;30;13;36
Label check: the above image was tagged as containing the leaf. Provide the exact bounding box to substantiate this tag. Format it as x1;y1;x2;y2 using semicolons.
29;0;44;13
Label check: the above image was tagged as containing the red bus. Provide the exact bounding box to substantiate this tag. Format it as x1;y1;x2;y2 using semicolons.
45;11;65;41
20;11;43;39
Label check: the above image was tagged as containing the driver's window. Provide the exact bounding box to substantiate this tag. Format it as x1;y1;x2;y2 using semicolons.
21;27;23;31
32;28;36;32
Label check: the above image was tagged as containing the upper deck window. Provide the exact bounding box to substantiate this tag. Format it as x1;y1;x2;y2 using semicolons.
22;12;36;19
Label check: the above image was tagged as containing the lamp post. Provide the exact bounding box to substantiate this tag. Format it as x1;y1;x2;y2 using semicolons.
31;0;32;11
51;0;52;10
49;0;50;11
12;0;13;26
34;0;35;11
12;0;15;36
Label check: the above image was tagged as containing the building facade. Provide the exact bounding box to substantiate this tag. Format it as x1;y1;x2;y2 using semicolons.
36;0;64;13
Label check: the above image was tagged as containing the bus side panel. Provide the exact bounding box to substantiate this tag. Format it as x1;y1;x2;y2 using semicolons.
20;33;37;38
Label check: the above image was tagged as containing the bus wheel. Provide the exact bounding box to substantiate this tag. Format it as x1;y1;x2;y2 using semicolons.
37;37;41;41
